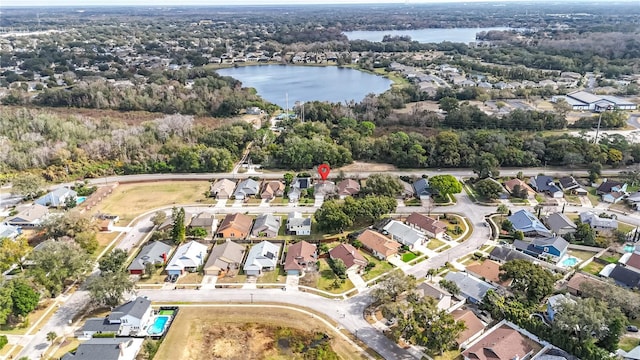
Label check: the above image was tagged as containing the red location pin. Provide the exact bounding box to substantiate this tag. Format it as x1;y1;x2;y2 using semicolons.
317;164;331;181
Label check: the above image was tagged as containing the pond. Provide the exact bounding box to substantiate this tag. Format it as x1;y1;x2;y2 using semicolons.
216;65;392;109
343;27;513;43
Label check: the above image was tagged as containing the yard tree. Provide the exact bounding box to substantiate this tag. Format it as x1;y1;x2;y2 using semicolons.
0;237;31;272
371;272;417;305
11;173;45;200
497;204;509;214
438;97;459;113
553;297;625;345
283;172;294;186
499;260;556;304
579;280;640;318
364;174;403;197
475;178;505;200
188;227;208;239
328;258;347;278
501;219;513;232
0;282;12;325
27;240;92;297
42;211;97;240
314;200;352;233
552;98;572;117
472;152;500;179
144;262;155;278
574;223;596;246
74;231;98;254
98;249;128;274
438;279;460;296
429;175;462;197
87;270;135;307
171;207;186;244
10;279;39;318
588;162;602;183
46;331;57;344
151;211;167;227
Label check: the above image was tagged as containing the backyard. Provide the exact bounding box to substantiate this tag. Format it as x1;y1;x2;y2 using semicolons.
155;307;365;360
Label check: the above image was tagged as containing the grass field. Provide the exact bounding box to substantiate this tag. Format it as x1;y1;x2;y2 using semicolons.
401;252;417;262
619;337;639;352
317;259;355;294
91;181;210;223
427;238;445;250
361;254;394;281
155;307;366;360
568;249;598;262
582;261;605;275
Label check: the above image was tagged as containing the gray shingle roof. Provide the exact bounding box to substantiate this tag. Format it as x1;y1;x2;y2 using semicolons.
544;213;577;234
508;209;552;237
80;318;121;333
62;338;139;360
444;271;495;301
127;241;172;271
107;297;151;322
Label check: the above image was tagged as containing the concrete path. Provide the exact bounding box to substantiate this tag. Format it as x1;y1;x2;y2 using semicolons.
387;254;411;271
201;275;218;289
285;274;299;290
347;271;367;292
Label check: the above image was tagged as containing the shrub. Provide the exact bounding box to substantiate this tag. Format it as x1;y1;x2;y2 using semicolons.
0;335;7;350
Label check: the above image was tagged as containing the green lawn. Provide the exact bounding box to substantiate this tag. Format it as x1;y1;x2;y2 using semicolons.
427;238;445;250
619;222;636;234
582;261;605;275
404;198;421;206
568;249;598;262
619;337;639;352
316;259;355;294
586;187;600;206
256;266;286;284
362;254;394;281
437;245;452;253
601;252;622;263
401;253;417;262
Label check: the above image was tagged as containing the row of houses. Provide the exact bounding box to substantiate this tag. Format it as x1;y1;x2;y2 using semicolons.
502;175;629;204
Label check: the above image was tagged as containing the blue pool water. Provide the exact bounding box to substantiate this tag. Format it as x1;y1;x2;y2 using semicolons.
562;257;579;267
148;316;169;335
76;196;87;204
624;244;636;253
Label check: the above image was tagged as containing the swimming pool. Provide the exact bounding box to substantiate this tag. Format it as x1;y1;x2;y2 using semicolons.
147;315;170;335
624;244;636;253
561;257;579;267
76;196;87;205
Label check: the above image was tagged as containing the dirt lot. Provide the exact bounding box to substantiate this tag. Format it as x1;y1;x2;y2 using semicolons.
155;306;366;360
337;161;397;172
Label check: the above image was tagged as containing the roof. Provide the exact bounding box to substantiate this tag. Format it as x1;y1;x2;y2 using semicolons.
357;230;401;258
166;240;208;271
544;213;577;234
291;177;311;189
329;243;367;269
547;294;575;311
243;241;280;272
252;214;280;234
337;179;360;196
600;95;637;106
413;178;432;196
234;178;260;197
35;187;77;207
383;220;424;246
61;338;143;360
627;191;640;202
0;224;20;239
189;213;214;228
262;181;284;197
417;282;451;300
579;212;618;229
204;240;245;272
503;178;535;195
218;213;254;234
284;241;317;271
508;210;552;237
490;246;538;263
287;212;312;228
609;264;640;288
567;90;602;104
81;318;121;333
462;323;541;360
6;204;49;224
625;252;640;270
444;271;495;301
127;241;172;271
530;175;562;194
405;213;446;235
566;272;602;293
210;178;236;195
531;236;569;254
314;181;337;196
451;309;485;345
597;180;624;193
625;345;640;360
108;297;151;322
465;259;507;285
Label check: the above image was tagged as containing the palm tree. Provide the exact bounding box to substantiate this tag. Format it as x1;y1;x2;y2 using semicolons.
46;331;57;345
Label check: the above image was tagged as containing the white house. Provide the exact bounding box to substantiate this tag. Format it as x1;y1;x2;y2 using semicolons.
165;240;208;276
35;187;77;207
383;220;425;250
243;241;281;276
286;212;312;235
106;297;153;337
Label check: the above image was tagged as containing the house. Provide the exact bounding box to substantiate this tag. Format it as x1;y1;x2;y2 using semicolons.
558;176;587;195
566;272;603;296
233;178;260;200
61;338;144;360
602;191;626;204
543;212;577;235
127;241;172;275
399;180;415;199
203;239;246;276
405;212;447;239
462;322;543;360
288;177;311;201
623;345;640;360
243;241;281;276
0;223;21;239
503;178;536;199
35;187;77;207
413;178;433;200
626;191;640;210
607;264;640;289
77;318;121;338
546;294;575;322
337;179;360;199
356;229;401;260
451;309;485;348
314;181;337;199
514;236;569;262
4;204;49;227
329;243;367;272
622;252;640;273
597;179;627;203
261;181;285;200
579;211;618;231
251;214;280;238
383;220;426;250
188;213;217;239
444;271;496;304
489;246;539;264
286;212;312;236
165;241;208;276
210;179;236;199
507;209;553;237
284;241;317;275
416;282;452;310
465;259;510;286
529;175;563;198
107;297;153;337
217;213;253;239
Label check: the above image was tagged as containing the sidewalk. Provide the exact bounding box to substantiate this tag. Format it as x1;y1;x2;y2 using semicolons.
388;255;411;271
347;271;367;292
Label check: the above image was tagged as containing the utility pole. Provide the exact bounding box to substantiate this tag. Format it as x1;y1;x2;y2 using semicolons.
594;111;603;144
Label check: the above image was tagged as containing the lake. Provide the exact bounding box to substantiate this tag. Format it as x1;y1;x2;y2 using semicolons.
216;65;392;109
343;27;512;44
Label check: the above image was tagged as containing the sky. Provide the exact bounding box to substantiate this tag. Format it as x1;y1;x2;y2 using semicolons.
0;0;605;8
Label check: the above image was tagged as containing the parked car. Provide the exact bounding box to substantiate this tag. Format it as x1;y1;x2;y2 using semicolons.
170;274;179;283
627;325;638;332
